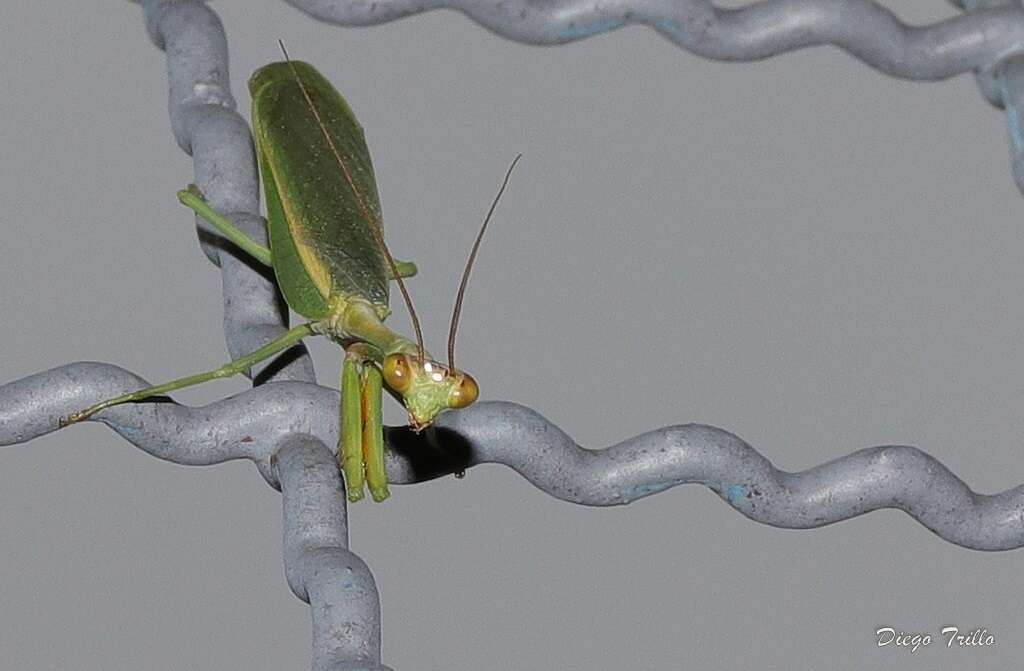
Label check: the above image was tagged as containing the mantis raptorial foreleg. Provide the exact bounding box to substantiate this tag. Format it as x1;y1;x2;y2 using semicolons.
360;363;389;502
341;352;366;502
178;185;417;278
340;346;390;503
175;186;400;503
61;323;316;425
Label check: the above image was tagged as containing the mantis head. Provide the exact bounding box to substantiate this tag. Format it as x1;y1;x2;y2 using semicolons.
382;353;478;430
378;155;519;431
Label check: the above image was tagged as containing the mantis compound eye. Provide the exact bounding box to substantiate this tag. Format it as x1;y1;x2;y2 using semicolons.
382;353;413;393
448;373;479;409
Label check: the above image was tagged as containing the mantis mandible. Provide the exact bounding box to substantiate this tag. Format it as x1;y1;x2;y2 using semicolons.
62;49;519;503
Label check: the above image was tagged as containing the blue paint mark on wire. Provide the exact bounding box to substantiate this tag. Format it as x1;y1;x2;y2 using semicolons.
999;79;1024;153
99;417;140;436
560;18;623;40
656;19;683;38
724;483;749;504
628;482;674;497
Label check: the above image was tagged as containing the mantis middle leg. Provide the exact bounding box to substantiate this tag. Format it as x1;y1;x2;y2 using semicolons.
179;185;416;278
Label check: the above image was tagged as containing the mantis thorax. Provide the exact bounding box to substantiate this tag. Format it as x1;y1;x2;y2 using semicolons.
319;296;478;429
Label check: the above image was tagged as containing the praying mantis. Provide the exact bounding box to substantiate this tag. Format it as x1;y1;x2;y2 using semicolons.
61;51;518;503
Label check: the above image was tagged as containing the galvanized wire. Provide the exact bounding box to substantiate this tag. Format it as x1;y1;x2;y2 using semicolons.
276;435;391;671
130;1;383;667
5;0;1024;668
284;0;1024;194
3;362;1024;552
137;0;316;489
284;0;1022;78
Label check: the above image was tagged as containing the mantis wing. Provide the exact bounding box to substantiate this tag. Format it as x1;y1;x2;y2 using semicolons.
250;61;390;319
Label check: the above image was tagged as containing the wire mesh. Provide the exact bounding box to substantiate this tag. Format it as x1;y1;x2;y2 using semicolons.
3;0;1024;668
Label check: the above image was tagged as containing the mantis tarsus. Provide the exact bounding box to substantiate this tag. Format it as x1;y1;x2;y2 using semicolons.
63;51;519;503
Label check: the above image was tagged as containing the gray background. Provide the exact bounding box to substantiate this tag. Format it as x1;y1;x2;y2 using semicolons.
1;1;1021;669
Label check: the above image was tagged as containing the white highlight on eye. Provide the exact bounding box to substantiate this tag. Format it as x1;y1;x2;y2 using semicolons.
431;372;444;382
423;362;433;373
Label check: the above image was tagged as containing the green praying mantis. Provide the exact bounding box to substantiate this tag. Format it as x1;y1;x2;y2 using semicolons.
61;49;518;503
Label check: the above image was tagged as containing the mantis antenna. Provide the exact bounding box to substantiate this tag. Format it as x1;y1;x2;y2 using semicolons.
447;154;522;370
277;40;427;361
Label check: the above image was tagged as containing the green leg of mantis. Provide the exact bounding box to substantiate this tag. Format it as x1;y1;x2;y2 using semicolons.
178;185;273;266
360;364;389;502
389;260;418;279
61;323;315;425
341;352;366;502
178;185;417;278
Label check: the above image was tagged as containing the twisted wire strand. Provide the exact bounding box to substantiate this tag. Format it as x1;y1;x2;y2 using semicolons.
5;0;1022;667
3;363;1022;552
283;0;1024;193
125;2;384;668
276;435;392;671
282;0;1021;79
138;0;316;487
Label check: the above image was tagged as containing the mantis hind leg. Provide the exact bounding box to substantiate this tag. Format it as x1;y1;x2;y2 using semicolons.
61;323;315;425
360;363;389;502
